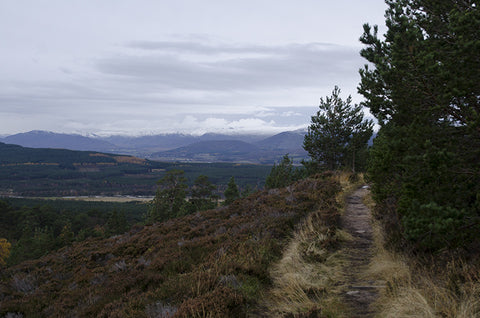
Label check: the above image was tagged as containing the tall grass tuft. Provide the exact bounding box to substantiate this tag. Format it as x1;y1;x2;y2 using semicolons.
366;191;480;318
258;173;357;317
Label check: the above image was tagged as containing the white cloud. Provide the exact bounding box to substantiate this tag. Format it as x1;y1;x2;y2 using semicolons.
281;111;303;117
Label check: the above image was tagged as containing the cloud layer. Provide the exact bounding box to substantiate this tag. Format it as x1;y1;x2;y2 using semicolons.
0;1;387;136
97;41;360;91
0;39;365;135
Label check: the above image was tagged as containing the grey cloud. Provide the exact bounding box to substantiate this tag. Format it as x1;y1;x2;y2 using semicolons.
127;40;285;54
96;42;361;91
1;39;363;136
127;40;343;56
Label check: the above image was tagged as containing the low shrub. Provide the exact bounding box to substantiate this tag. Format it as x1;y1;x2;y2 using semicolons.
0;174;340;317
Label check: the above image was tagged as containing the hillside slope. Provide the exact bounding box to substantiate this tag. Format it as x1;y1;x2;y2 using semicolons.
0;142;158;196
151;140;262;162
254;130;306;151
0;142;141;165
0;175;340;317
0;142;270;196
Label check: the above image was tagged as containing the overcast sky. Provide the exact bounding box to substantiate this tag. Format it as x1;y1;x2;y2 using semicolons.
0;1;387;136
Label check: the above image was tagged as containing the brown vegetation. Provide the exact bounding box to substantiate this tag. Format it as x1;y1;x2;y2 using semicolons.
0;174;340;317
0;238;11;266
250;172;369;317
365;192;480;318
111;156;147;165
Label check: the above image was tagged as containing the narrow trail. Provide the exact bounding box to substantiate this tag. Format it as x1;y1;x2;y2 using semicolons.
251;185;382;317
340;186;382;317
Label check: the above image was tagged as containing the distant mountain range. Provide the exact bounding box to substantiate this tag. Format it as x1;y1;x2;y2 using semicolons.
0;130;308;164
1;130;118;152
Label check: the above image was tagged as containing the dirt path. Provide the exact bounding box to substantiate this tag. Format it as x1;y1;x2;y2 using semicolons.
340;186;381;317
251;185;382;317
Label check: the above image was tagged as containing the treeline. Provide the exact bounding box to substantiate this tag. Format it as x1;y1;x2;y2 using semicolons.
360;1;480;251
147;152;319;224
147;171;256;223
0;142;119;165
0;169;270;266
0;199;146;265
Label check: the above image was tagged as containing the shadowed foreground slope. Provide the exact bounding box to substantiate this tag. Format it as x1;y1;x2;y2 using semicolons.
0;175;340;317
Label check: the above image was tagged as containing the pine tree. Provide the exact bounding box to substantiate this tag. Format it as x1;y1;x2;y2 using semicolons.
303;86;373;172
265;154;302;189
190;175;218;212
59;223;74;245
359;0;480;250
223;176;240;206
148;170;188;223
106;210;129;236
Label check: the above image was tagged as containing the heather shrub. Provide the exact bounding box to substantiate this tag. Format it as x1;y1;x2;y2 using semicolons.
0;174;340;317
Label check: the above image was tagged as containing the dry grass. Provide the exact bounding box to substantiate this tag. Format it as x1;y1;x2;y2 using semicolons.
261;212;350;317
336;172;364;204
259;173;480;318
376;273;480;318
257;173;362;317
365;191;480;318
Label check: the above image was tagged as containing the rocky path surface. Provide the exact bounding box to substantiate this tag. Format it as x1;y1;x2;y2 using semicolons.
340;186;382;317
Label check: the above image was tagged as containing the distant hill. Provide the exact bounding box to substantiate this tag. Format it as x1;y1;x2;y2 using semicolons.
0;142;270;196
151;131;308;164
0;142;157;196
1;130;118;152
1;130;309;163
101;133;266;150
0;142;128;165
101;133;199;154
195;132;267;143
99;133;268;157
255;130;306;151
151;140;262;162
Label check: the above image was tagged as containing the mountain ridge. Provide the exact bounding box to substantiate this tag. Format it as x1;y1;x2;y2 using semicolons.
1;130;118;152
1;130;308;163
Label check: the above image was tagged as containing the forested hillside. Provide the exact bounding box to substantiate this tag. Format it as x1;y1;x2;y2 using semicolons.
0;198;145;266
0;143;270;196
0;142;127;165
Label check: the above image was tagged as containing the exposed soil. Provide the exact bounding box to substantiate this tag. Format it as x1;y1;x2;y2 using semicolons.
340;186;382;317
